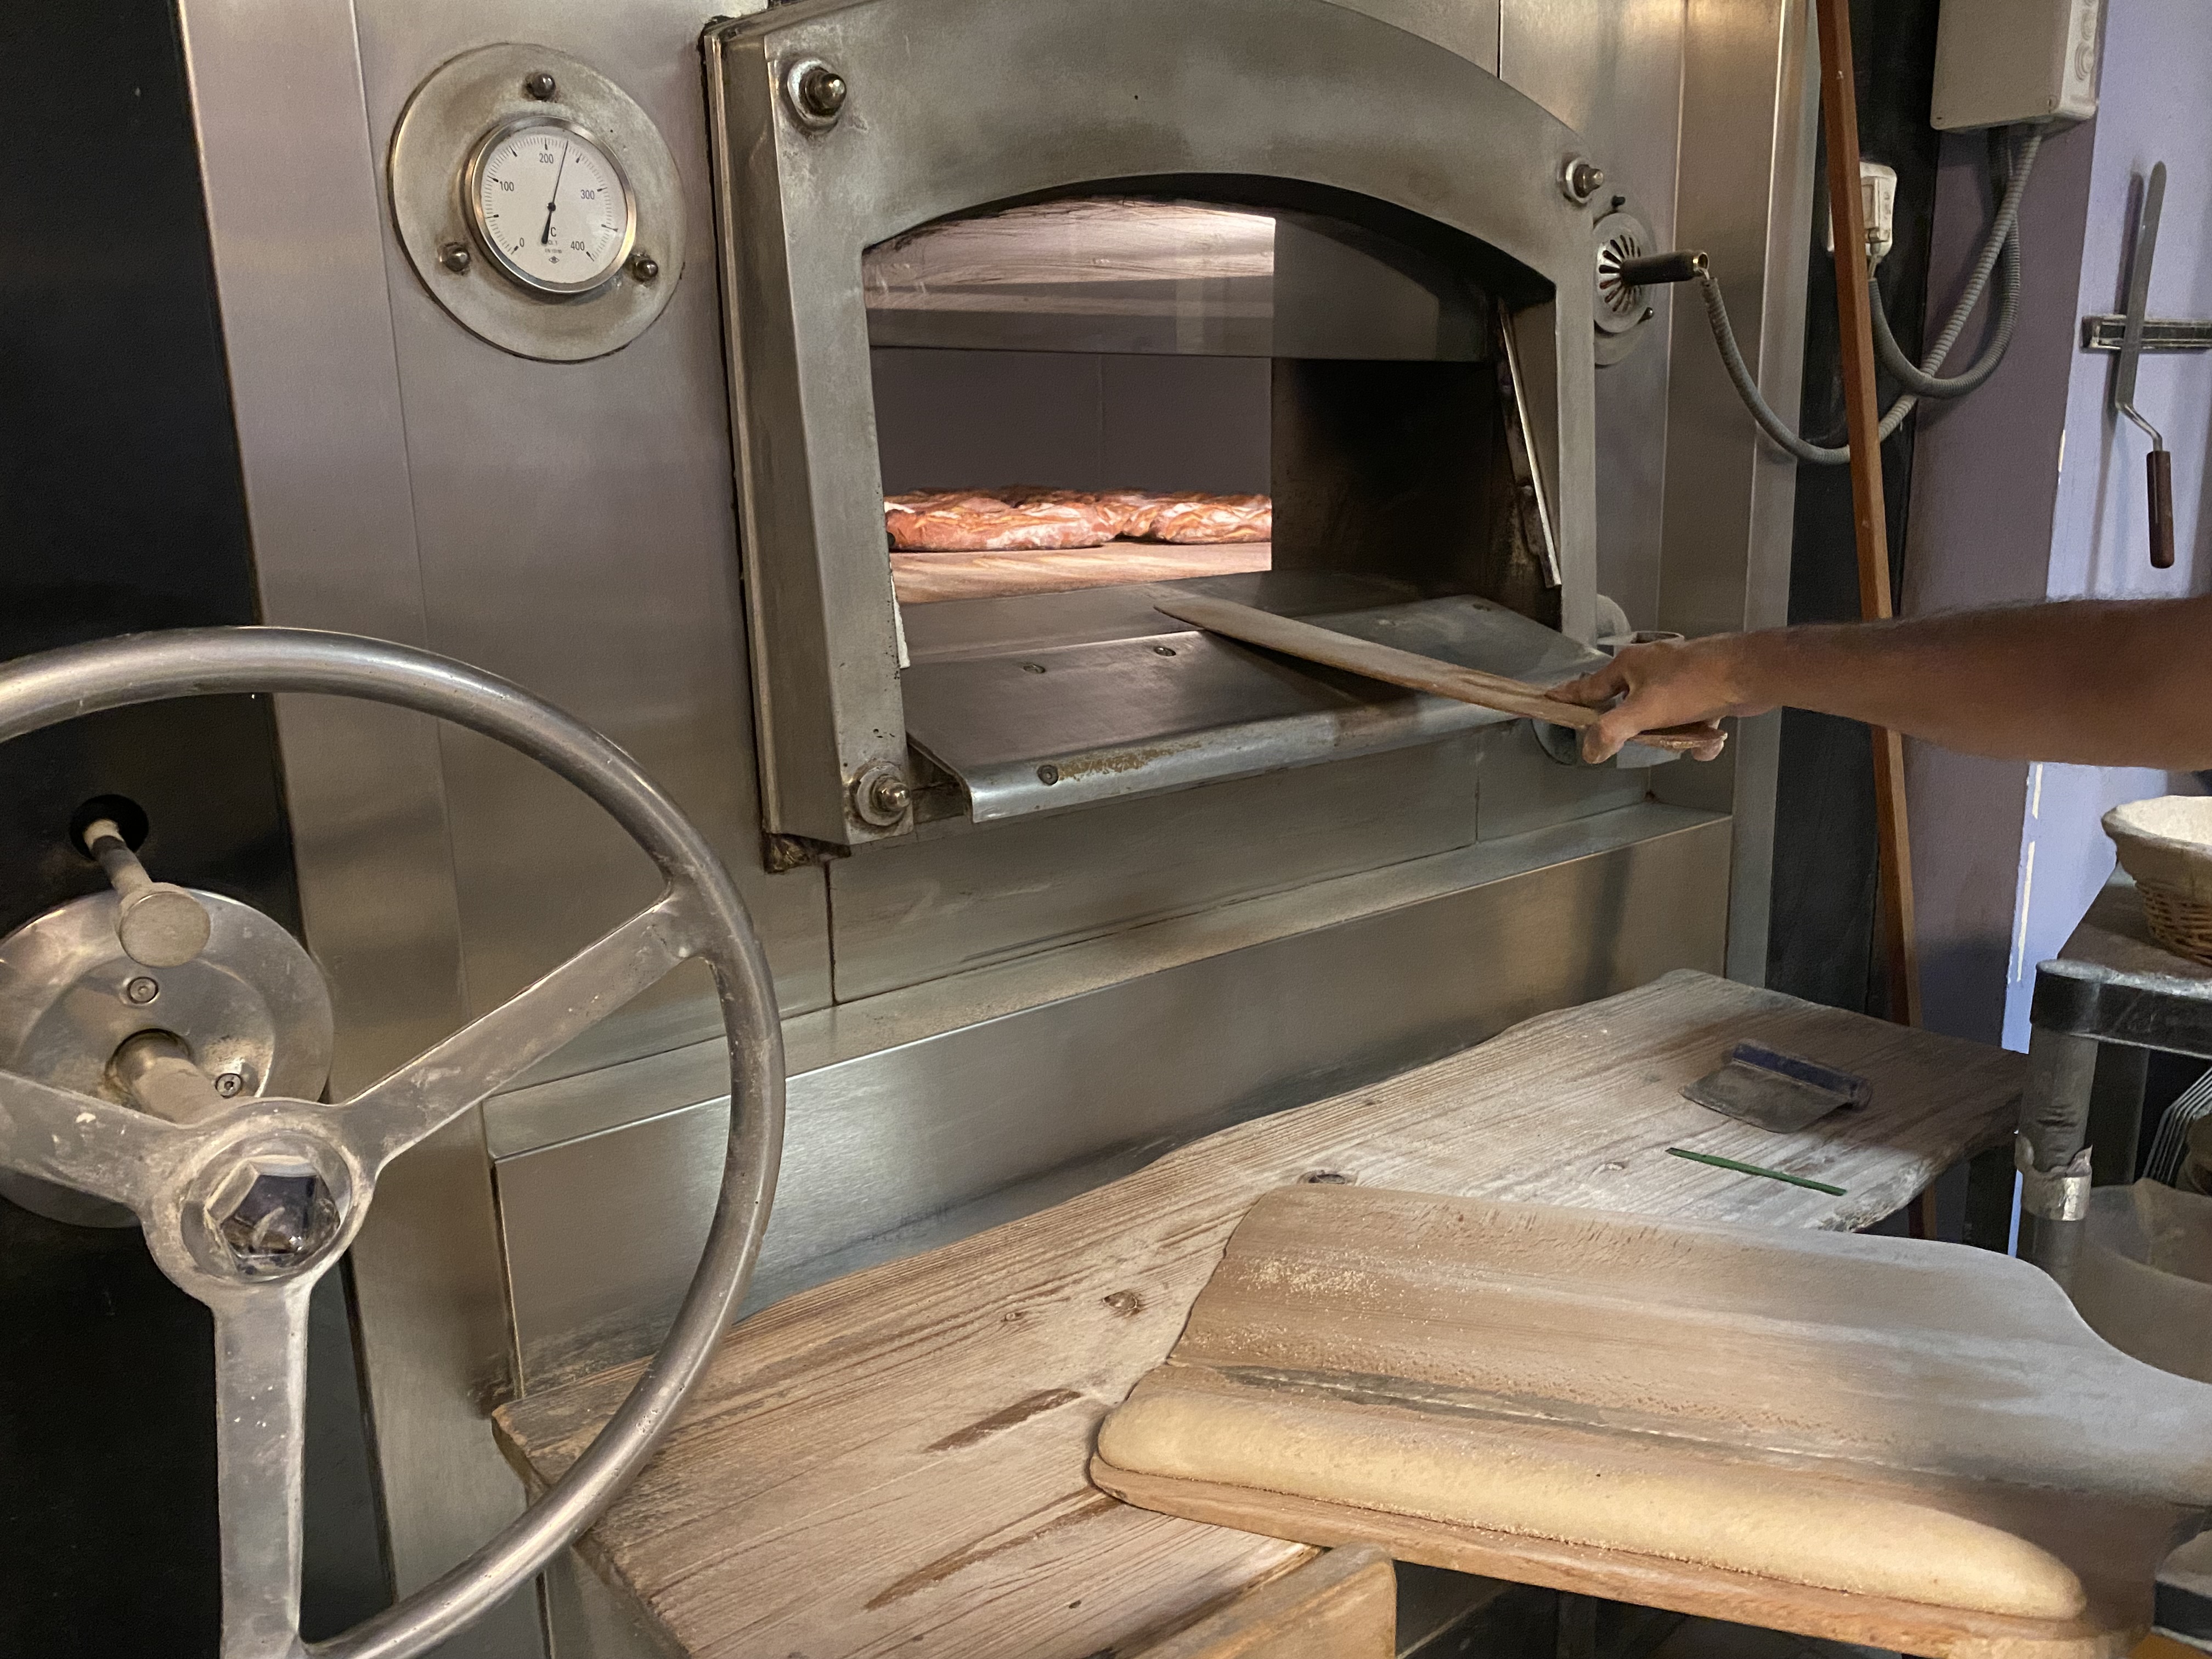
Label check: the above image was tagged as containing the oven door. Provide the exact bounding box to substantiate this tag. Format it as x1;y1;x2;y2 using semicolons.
704;0;1607;849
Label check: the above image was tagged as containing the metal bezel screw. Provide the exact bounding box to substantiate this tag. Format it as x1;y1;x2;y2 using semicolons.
523;70;558;101
215;1071;246;1099
123;976;160;1006
437;242;472;275
628;251;660;283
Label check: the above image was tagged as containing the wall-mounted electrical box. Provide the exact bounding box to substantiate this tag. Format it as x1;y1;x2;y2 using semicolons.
1932;0;2103;129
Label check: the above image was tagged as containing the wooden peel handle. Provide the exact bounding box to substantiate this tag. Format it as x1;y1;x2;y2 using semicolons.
1152;594;1720;757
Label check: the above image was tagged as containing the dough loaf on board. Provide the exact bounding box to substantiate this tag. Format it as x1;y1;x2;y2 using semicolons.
1096;1385;2089;1622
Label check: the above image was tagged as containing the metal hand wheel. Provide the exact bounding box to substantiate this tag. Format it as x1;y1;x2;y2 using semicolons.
0;628;785;1659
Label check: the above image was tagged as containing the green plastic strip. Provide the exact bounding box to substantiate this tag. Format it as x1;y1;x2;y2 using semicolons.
1666;1146;1847;1197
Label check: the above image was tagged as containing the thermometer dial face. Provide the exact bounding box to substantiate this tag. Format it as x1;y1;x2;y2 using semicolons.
466;120;635;295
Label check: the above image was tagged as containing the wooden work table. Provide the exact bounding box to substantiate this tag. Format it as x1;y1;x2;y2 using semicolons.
496;969;2026;1659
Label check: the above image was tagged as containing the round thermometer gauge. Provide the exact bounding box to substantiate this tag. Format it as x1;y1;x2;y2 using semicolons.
465;119;636;295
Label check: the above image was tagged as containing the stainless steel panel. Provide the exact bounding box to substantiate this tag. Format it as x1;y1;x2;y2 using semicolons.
172;6;538;1650
1335;0;1504;77
1659;0;1816;642
1499;0;1812;980
171;0;461;1098
543;1551;678;1659
1652;0;1818;982
495;808;1731;1391
834;732;1485;998
707;0;1601;841
1476;720;1651;840
1502;0;1688;628
490;803;1723;1162
350;0;830;1047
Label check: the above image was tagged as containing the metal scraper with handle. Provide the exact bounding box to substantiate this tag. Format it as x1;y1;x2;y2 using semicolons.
2114;161;2175;571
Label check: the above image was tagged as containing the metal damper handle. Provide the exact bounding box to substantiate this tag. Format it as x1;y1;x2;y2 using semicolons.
0;628;787;1659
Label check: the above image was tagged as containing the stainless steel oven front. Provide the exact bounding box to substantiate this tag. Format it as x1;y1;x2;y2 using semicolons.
140;0;1818;1652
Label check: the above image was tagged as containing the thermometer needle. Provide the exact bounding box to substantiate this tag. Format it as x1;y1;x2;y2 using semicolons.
540;138;571;246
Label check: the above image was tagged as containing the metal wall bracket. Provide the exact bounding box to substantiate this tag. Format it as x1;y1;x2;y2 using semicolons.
2082;315;2212;352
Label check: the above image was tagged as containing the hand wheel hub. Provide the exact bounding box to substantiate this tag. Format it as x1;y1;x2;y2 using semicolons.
192;1128;353;1282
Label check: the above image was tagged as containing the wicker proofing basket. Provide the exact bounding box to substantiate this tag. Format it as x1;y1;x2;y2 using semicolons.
2105;795;2212;967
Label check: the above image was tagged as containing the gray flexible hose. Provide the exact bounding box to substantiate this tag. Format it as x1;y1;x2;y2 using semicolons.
1696;126;2038;466
1697;265;1901;464
1871;128;2041;398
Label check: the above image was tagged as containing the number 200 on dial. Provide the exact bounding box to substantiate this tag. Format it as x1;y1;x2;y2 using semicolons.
467;119;636;295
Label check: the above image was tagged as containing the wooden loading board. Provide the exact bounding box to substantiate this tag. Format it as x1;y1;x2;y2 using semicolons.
497;970;2028;1659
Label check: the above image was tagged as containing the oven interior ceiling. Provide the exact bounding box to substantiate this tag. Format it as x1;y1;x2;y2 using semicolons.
867;196;1573;826
862;198;1492;360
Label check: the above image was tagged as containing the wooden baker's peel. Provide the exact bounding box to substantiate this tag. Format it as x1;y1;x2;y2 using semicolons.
1152;594;1720;762
1093;1185;2212;1659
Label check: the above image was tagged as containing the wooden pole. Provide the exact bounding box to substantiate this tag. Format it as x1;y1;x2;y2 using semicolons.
1812;0;1922;1032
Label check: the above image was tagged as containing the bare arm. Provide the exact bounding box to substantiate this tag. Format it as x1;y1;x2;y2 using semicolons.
1549;597;2212;768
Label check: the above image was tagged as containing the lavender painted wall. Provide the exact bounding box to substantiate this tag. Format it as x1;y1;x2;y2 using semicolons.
1901;0;2210;1049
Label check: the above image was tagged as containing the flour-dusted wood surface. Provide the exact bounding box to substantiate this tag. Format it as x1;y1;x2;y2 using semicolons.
495;970;2026;1659
1151;592;1715;753
1126;1545;1395;1659
1093;1187;2212;1659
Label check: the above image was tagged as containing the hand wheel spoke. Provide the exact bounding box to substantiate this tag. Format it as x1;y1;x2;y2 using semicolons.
211;1282;314;1659
338;893;699;1170
0;1064;180;1212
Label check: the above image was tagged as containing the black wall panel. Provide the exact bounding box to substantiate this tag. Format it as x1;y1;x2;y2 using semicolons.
0;3;308;1654
1766;0;1945;1016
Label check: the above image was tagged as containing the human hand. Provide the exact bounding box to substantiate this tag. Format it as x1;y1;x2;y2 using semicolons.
1547;635;1762;763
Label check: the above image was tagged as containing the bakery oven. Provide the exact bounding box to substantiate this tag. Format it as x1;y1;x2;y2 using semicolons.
8;0;1814;1651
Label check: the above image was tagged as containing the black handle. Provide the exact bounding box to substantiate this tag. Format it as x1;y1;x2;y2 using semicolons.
2150;447;2176;570
1614;249;1707;288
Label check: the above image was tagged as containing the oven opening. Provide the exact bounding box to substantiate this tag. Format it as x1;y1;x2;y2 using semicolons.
874;349;1276;605
865;193;1580;826
867;196;1553;613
